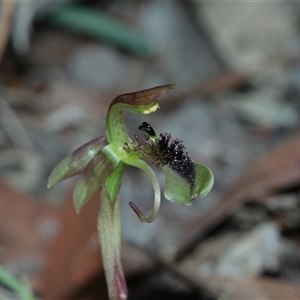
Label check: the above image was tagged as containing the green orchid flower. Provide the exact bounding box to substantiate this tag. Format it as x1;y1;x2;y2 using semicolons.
48;84;213;300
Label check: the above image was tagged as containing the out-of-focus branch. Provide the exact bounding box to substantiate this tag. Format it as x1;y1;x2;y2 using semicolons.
0;1;16;63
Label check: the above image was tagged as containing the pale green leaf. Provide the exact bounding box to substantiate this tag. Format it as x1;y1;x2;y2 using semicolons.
73;149;117;212
47;135;107;188
191;163;214;199
163;165;192;205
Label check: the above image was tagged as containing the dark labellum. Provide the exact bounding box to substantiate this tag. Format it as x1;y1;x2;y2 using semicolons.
156;133;195;187
138;122;196;187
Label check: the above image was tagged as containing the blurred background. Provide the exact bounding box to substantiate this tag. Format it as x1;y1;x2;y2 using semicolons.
0;1;300;299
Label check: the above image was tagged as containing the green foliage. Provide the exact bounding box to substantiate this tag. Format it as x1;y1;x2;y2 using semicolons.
50;4;152;57
0;265;35;300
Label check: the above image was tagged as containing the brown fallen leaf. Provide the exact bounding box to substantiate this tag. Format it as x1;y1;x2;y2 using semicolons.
0;178;58;290
42;191;105;300
0;177;106;298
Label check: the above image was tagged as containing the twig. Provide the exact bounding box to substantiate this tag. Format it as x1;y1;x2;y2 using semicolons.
0;95;35;153
163;71;249;107
0;1;16;63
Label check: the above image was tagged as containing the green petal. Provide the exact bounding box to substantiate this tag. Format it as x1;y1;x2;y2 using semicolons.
123;157;161;223
163;165;192;205
47;135;107;188
73;147;118;212
105;161;126;201
106;85;176;151
191;163;214;199
163;163;214;205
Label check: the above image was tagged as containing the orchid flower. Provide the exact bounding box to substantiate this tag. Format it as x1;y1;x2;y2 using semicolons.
48;85;214;300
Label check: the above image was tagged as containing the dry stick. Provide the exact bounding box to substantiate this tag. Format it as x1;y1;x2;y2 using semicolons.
163;71;249;107
0;1;16;63
0;96;36;153
0;94;43;189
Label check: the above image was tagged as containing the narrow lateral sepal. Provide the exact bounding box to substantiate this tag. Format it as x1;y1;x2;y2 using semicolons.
47;135;107;188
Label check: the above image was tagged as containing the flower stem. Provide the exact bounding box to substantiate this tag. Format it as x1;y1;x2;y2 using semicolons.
98;187;127;300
